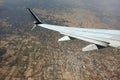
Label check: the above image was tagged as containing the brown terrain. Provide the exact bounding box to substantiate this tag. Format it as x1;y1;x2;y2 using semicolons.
0;0;120;80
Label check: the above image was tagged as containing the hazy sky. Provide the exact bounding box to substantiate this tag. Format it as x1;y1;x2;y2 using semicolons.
6;0;120;15
2;0;120;14
0;0;119;29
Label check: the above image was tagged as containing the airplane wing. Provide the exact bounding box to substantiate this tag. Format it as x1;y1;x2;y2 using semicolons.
27;8;120;51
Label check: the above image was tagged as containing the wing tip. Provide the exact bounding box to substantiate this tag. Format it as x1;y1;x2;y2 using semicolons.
27;8;43;24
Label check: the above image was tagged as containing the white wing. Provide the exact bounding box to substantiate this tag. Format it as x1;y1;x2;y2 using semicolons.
27;8;120;51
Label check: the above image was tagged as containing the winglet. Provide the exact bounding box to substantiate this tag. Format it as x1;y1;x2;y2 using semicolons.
27;8;42;24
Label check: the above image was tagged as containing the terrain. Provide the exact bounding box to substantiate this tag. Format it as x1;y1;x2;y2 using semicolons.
0;0;120;80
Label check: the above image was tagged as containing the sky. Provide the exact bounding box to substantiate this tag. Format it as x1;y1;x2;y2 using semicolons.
0;0;120;28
